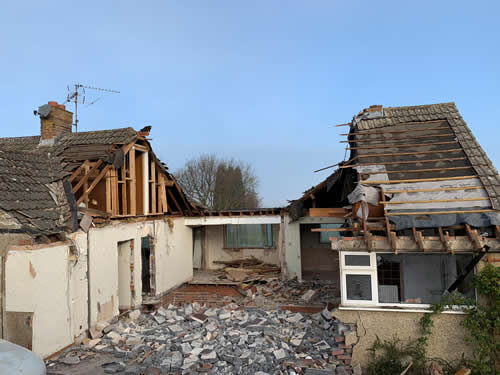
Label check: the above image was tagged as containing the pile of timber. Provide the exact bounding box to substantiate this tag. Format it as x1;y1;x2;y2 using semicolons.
213;257;280;282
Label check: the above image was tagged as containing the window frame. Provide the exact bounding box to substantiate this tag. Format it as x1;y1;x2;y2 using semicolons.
223;224;276;250
339;251;476;309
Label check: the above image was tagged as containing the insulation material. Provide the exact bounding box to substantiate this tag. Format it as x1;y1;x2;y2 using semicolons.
348;183;380;220
385;178;490;210
355;164;389;182
388;210;500;230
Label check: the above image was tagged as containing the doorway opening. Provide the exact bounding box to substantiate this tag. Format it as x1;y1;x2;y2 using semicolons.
141;236;154;295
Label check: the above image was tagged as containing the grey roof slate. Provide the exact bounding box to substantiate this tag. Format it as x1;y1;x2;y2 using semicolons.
353;102;500;209
0;150;73;235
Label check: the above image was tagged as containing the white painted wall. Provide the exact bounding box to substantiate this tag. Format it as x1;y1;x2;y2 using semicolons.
203;225;280;270
154;218;193;294
5;245;73;358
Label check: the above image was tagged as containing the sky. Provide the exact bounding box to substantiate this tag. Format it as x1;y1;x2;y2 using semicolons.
1;1;499;207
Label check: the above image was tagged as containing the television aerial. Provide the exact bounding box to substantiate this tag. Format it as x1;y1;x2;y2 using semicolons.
66;84;120;132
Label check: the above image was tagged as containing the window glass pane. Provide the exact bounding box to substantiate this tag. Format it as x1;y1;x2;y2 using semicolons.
345;255;371;266
376;254;475;304
346;274;372;301
319;223;342;243
225;225;239;248
225;224;273;248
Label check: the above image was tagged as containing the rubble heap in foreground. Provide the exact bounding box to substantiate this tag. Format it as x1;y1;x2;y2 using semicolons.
49;303;356;375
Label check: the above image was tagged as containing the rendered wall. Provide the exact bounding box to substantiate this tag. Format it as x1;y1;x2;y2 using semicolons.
5;245;74;358
87;218;193;326
333;309;472;369
203;225;280;270
154;218;193;295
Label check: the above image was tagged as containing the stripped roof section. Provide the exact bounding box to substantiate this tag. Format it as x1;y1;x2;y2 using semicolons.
353;102;500;210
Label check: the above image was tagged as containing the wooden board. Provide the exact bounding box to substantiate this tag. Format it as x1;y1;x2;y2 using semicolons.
308;208;348;217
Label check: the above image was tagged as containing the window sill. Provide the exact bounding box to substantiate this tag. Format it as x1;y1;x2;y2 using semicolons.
338;305;467;314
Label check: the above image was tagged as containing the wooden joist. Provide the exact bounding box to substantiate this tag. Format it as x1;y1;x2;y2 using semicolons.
381;197;490;205
70;160;90;182
346;140;457;151
438;227;452;254
387;209;496;216
340;157;468;169
111;167;119;216
106;169;112;213
77;165;112;206
465;224;483;250
412;227;425;251
72;159;103;193
129;148;136;216
361;175;477;185
357;148;463;159
311;226;393;232
121;165;128;215
308;208;347;217
167;188;182;213
150;160;157;214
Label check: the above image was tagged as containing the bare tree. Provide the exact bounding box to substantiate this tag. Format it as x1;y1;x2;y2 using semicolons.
175;154;261;210
175;154;217;208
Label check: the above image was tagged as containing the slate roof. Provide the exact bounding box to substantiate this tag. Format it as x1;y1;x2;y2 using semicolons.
352;102;500;210
0;150;73;235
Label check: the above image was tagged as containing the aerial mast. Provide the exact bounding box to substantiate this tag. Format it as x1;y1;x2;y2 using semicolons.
66;84;120;132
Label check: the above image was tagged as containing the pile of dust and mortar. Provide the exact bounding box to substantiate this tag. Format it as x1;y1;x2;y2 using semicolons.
47;303;358;375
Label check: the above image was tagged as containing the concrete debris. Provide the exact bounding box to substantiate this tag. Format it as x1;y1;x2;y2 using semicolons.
301;289;317;302
50;301;356;374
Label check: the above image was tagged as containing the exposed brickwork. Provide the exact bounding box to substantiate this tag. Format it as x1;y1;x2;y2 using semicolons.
40;103;73;140
161;284;242;307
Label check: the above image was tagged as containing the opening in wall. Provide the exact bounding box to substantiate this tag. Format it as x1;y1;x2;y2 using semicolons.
141;236;152;294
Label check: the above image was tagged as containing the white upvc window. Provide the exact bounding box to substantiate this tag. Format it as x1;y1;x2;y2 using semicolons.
340;252;378;306
339;251;476;309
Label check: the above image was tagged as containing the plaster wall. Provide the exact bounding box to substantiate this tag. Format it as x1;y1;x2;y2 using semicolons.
5;245;73;358
154;218;193;295
203;225;279;270
333;309;472;369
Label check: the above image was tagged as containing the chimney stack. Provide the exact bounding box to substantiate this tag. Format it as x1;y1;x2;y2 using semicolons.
39;101;73;140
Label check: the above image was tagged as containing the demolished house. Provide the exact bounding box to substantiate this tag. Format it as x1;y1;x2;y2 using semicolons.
0;101;199;358
288;102;500;367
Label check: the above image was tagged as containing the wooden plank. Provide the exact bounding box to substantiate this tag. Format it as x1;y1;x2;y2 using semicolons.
83;163;90;207
382;197;489;205
133;143;149;152
151;160;156;214
496;225;500;241
72;159;103;193
387;209;496;216
121;142;135;156
341;132;455;143
335;122;351;127
357;148;463;159
412;227;425;251
340;157;468;169
347;140;457;151
160;177;168;213
362;175;477;185
121;162;127;215
111;167;119;216
308;208;347;217
77;165;112;206
389;231;398;254
105;169;112;214
69;160;90;182
380;186;395;252
362;166;472;175
129;147;136;216
465;224;482;250
385;186;483;194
